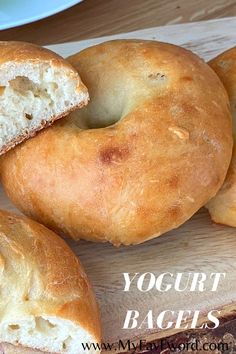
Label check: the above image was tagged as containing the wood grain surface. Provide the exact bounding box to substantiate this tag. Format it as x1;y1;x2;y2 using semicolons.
0;17;236;353
1;0;236;45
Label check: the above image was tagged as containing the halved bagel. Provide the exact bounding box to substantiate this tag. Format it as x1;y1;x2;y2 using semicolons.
0;40;233;245
0;209;101;353
0;41;88;155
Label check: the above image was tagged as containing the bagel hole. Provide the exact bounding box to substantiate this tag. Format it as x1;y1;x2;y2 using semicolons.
70;109;122;130
69;77;126;129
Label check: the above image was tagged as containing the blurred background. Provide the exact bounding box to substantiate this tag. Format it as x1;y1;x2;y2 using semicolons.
0;0;236;45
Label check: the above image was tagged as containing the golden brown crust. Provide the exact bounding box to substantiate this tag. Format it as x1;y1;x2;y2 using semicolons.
0;41;76;72
206;47;236;225
0;209;101;347
0;40;233;245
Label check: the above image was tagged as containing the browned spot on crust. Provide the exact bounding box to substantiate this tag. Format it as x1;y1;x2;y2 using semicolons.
167;175;179;189
181;102;198;115
137;206;150;218
136;206;157;224
167;205;181;220
99;146;129;164
181;76;193;82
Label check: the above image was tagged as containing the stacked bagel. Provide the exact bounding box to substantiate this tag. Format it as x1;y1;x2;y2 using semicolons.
0;39;235;352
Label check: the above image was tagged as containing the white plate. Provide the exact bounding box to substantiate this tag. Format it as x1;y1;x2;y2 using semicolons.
0;0;83;30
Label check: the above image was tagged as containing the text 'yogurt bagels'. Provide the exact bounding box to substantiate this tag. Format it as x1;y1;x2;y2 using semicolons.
0;40;233;245
0;210;101;354
206;47;236;226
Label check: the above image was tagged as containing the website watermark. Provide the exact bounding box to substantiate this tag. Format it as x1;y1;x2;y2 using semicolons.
81;339;231;352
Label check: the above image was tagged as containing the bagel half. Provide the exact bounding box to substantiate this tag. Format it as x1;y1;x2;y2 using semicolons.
0;209;101;354
0;40;233;245
206;47;236;226
0;41;88;155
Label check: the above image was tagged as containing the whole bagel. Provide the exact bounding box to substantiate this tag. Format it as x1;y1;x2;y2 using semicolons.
0;40;233;246
206;47;236;226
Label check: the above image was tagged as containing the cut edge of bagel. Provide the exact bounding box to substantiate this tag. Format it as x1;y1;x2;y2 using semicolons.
0;317;98;354
0;41;89;155
0;209;101;354
0;342;49;354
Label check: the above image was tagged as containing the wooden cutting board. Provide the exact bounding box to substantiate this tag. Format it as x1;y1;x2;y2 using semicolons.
2;17;236;353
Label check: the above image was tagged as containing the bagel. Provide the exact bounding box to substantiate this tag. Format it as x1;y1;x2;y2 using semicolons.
0;40;233;246
0;41;88;155
206;47;236;226
0;209;101;353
